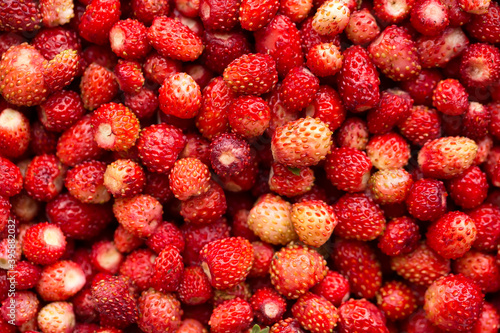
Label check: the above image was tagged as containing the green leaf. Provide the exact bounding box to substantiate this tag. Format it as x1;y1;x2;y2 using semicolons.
251;324;270;333
288;167;301;176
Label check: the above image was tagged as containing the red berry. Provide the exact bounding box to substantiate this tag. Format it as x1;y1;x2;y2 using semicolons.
22;222;67;266
137;289;182;333
209;298;253;333
338;298;389;333
78;0;121;45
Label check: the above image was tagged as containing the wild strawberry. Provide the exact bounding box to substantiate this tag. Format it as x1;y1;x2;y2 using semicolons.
272;117;332;167
0;0;42;32
247;193;298;245
448;166;488;209
113;60;144;95
366;132;410;170
376;281;417;321
368;25;421;81
168;158;210;201
92;275;138;326
400;68;442;105
228;96;271;139
410;0;449;36
453;250;500;293
378;216;420;256
335;117;369;150
65;160;110;204
142;51;181;85
178;265;213;305
113;194;162;238
32;27;79;60
254;15;304;77
0;291;39;326
198;0;238;31
325;147;372;193
36;260;86;302
209;132;252;177
250;287;286;326
0;157;22;198
131;0;170;25
367;90;413;135
468;204;500;252
460;43;500;88
37;301;75;333
103;159;145;198
304;85;345;132
459;0;490;14
432;78;469;116
177;318;207;333
42;49;80;91
270;243;327;299
337;45;380;112
181;180;227;225
268;163;314;198
0;44;48;107
239;0;280;31
270;318;303;332
424;274;483;331
248;241;274;278
280;66;319;112
30;121;58;155
182;218;231;265
312;0;350;36
418;136;477;179
91;102;140;152
338;298;389;333
8;261;41;290
209;298;253;333
345;9;381;45
398;105;442;146
401;308;442;333
195;78;232;139
159;72;201;119
291;200;337;248
407;178;447;221
22;222;66;266
38;90;86;133
143;172;174;205
150;245;184;292
137;124;187;174
292;292;338;332
0;33;25;60
137;289;182;333
212;280;251;306
391;242;451;286
173;0;201;18
114;224;144;253
109;19;150;60
416;27;469;69
462;101;491;140
373;0;413;24
25;154;66;202
119;249;155;291
280;0;313;22
72;288;99;324
56;114;104;167
200;237;253;290
472;302;500;333
78;0;121;45
123;87;158;120
223;53;278;95
332;239;382;299
299;16;341;55
199;32;249;76
144;222;184;255
310;270;349;307
82;45;118;69
147;16;203;62
80;63;119;110
465;1;500;43
47;193;113;240
369;168;413;205
90;240;123;275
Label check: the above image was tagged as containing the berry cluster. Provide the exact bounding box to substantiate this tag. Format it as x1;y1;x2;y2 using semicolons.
0;0;500;332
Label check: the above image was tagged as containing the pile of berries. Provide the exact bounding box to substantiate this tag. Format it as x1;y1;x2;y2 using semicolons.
1;0;500;332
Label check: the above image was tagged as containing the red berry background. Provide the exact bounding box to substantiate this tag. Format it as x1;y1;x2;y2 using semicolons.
0;0;500;332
